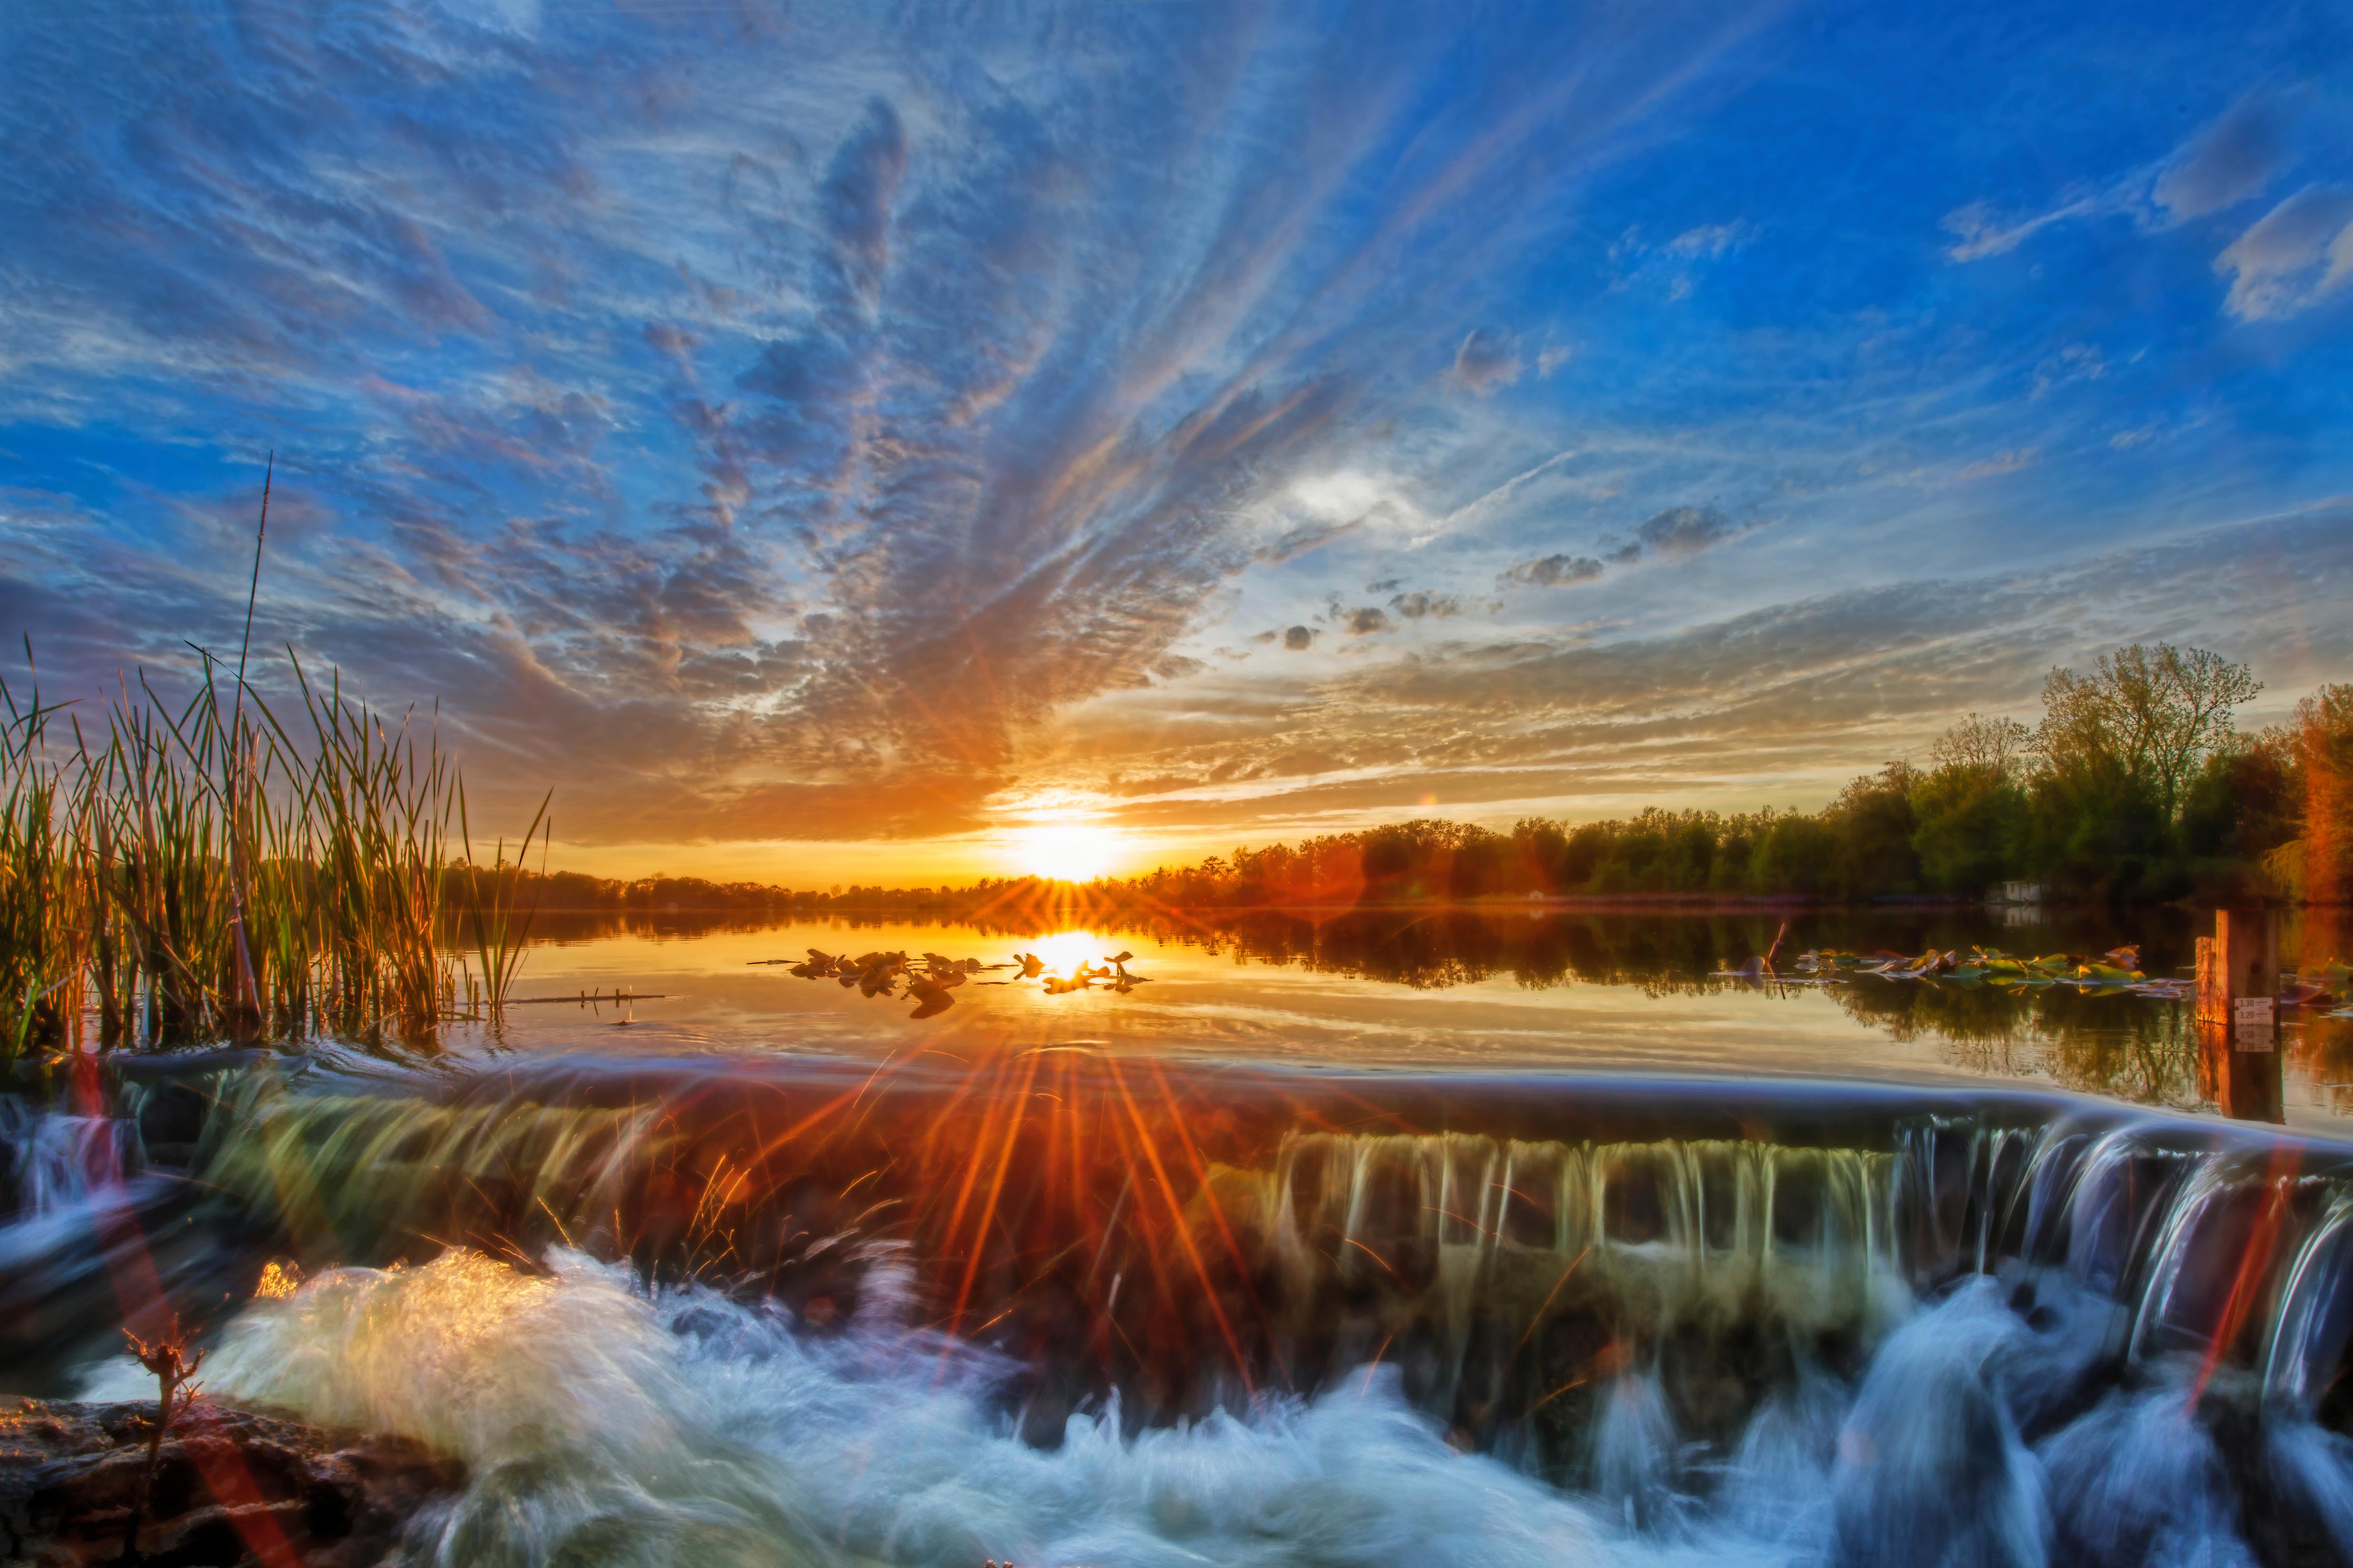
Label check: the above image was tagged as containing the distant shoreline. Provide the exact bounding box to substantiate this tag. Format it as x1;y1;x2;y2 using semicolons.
521;892;2088;917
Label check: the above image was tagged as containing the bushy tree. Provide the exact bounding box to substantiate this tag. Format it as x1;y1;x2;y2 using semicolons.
2036;644;2260;819
1744;810;1836;897
1910;716;2032;895
1930;713;2033;775
1824;763;1921;896
2179;731;2300;862
2301;685;2353;905
2023;644;2261;897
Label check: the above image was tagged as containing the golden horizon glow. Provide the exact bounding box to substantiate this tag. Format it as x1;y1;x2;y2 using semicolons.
1008;820;1123;884
529;773;1852;889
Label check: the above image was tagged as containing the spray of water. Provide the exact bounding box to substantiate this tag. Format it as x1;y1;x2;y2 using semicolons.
72;1235;2353;1568
85;1246;1817;1568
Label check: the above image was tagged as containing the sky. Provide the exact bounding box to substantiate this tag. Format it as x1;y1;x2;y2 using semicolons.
3;0;2351;886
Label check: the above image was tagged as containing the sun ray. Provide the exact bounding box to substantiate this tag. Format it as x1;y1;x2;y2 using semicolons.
1103;1056;1255;1398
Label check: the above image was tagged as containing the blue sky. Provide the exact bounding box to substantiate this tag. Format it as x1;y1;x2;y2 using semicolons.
3;0;2350;880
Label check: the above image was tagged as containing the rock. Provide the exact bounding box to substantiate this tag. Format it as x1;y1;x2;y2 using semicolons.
0;1397;460;1566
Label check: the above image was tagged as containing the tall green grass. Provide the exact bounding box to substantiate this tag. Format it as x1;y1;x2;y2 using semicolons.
0;648;547;1057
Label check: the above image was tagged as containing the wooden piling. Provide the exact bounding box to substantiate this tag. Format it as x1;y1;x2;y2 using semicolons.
2196;908;2283;1122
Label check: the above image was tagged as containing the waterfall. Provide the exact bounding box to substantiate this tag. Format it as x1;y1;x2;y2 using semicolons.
117;1058;2353;1448
20;1054;2353;1565
0;1094;144;1219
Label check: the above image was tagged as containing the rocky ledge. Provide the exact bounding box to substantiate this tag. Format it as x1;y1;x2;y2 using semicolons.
0;1398;459;1567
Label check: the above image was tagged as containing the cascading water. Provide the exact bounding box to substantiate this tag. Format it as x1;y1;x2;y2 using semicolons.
0;1090;160;1369
17;1051;2353;1566
0;1093;143;1218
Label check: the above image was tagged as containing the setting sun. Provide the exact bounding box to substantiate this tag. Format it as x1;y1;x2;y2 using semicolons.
1009;821;1122;884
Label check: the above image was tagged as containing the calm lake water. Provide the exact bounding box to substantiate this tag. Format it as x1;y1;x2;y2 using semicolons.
458;905;2353;1133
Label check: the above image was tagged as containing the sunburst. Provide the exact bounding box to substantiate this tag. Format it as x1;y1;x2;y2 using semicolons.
1009;820;1122;883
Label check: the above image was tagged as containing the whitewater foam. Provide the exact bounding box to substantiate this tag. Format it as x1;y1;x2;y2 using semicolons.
85;1247;1815;1568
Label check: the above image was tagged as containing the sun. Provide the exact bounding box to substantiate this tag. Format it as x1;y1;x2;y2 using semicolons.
1010;820;1122;883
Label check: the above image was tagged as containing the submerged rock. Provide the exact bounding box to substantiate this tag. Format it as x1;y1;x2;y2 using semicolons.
0;1396;459;1566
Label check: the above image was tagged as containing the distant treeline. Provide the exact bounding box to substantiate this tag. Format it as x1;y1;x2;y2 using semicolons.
1122;649;2350;908
480;869;1120;921
511;644;2352;915
488;870;1071;916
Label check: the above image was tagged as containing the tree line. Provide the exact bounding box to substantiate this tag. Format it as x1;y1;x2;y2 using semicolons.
1119;645;2352;908
471;871;959;913
462;869;1132;923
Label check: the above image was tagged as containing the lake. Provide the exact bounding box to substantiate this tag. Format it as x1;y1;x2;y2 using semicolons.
454;905;2351;1131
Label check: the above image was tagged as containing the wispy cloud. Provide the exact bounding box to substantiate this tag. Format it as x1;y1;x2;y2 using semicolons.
1663;221;1754;258
1631;503;1741;558
1943;191;2134;262
1499;554;1606;588
2155;93;2287;222
1938;88;2351;332
1448;330;1523;396
1949;448;2038;481
2029;343;2106;399
2215;186;2353;321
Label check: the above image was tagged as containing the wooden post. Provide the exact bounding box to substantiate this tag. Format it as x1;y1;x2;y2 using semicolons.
2196;908;2283;1122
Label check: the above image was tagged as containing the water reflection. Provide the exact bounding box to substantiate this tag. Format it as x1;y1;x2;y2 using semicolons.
2292;1012;2353;1115
1825;976;2200;1102
1111;905;2206;994
469;904;2351;1128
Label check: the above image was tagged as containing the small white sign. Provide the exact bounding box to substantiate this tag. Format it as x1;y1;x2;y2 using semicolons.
2236;995;2276;1052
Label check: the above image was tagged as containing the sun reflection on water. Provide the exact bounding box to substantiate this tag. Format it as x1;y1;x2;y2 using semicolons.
1027;929;1118;975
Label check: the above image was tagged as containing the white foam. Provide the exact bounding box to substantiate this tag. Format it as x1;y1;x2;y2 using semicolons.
84;1247;1799;1568
76;1247;2353;1568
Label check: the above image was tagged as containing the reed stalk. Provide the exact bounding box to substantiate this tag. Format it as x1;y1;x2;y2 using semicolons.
0;646;548;1058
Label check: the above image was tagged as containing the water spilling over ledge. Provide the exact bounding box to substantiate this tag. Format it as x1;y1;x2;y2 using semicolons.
10;1051;2353;1564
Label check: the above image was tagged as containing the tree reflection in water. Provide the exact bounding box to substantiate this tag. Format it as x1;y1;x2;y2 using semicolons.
1828;974;2204;1109
1132;905;2308;1115
1142;905;2198;991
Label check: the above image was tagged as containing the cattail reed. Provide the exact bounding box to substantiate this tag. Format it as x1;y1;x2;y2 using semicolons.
0;648;547;1058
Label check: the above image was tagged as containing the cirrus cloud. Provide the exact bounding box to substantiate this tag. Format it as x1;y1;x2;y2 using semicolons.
2215;186;2353;321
